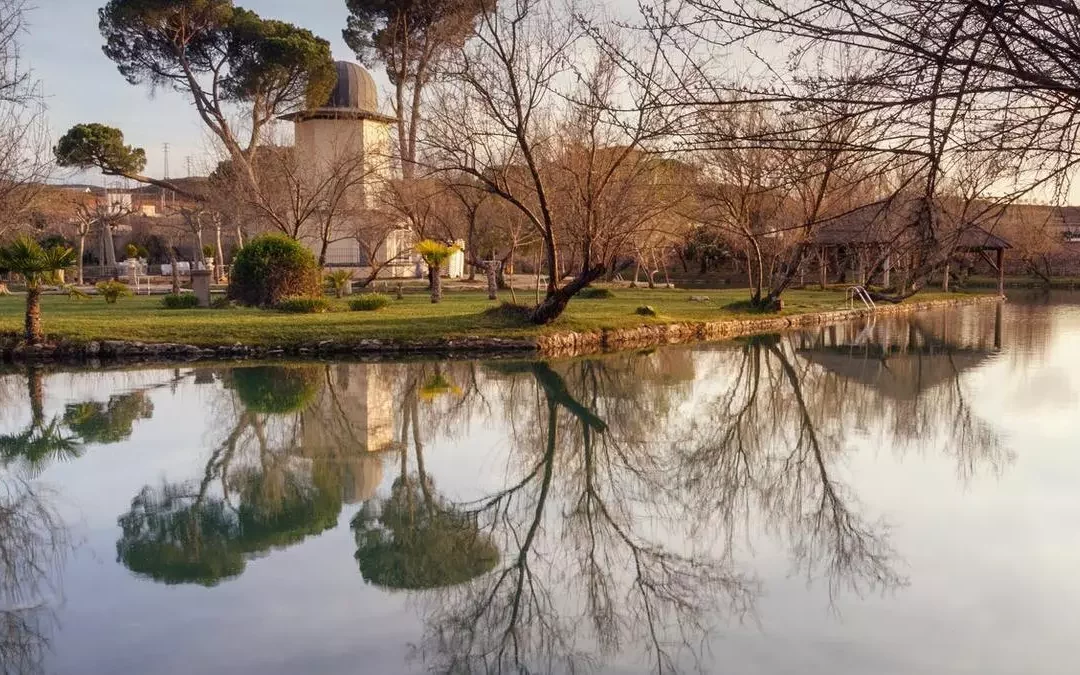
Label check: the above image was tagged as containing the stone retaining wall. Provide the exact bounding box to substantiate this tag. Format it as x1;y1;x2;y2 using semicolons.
0;295;1002;365
536;295;1003;357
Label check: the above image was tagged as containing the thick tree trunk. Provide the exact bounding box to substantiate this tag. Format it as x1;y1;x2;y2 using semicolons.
104;227;117;269
430;265;442;303
27;366;44;427
485;263;498;300
529;265;606;325
24;286;42;344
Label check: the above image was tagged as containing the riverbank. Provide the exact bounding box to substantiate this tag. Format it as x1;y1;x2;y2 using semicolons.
0;289;1001;363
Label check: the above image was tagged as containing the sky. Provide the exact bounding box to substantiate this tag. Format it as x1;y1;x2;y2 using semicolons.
23;0;386;185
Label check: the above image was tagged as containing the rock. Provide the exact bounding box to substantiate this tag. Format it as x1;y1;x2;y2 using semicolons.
689;295;710;302
635;305;658;317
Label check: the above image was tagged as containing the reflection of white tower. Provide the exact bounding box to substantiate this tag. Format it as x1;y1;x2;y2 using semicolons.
280;61;398;265
300;364;400;503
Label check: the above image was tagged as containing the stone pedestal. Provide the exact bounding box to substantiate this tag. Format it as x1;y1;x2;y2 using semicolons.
342;280;353;296
191;269;212;308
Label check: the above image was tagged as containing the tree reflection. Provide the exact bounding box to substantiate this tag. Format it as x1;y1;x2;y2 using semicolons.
411;358;755;674
116;366;346;587
0;368;80;477
62;392;153;445
0;476;69;675
379;321;1007;673
352;365;499;591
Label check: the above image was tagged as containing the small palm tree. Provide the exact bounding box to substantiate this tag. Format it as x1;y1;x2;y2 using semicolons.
0;236;77;343
415;240;460;304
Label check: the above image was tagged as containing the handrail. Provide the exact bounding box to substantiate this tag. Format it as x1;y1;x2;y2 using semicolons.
848;285;877;311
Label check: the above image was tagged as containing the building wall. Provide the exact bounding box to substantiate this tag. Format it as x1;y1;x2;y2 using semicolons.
293;117;397;266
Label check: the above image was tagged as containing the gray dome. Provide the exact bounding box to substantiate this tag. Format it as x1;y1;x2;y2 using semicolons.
326;61;379;113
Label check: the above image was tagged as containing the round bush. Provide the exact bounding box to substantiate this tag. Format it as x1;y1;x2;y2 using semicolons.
276;297;331;314
161;293;199;309
349;293;391;311
227;234;320;307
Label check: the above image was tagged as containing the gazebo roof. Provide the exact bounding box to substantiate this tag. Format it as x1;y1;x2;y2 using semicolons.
812;195;1012;250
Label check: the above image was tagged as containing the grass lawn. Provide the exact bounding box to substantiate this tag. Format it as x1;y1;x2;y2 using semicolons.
0;287;976;347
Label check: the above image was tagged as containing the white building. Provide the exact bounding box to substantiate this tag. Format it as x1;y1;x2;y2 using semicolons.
280;61;464;278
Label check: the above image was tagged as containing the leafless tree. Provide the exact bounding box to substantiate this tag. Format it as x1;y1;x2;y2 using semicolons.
0;0;50;242
424;0;681;322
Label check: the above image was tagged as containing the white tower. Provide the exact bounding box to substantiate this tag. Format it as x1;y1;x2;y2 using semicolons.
281;61;398;265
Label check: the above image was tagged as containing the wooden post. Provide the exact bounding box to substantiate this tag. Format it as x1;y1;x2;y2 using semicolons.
942;261;950;293
996;248;1005;296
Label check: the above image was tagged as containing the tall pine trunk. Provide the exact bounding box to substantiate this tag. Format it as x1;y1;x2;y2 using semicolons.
77;235;86;285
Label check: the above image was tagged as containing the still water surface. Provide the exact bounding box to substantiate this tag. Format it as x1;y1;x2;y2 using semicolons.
1;294;1078;674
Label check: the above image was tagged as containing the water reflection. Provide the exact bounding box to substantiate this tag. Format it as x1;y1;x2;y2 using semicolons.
0;370;72;675
0;297;1062;674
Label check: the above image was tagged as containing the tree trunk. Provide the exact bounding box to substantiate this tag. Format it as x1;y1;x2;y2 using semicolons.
77;235;86;285
485;262;498;300
27;366;44;427
529;265;606;325
24;286;42;344
215;224;226;282
168;247;181;295
430;265;442;303
104;227;117;269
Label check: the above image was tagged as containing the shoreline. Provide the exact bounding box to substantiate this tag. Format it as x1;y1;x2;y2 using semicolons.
0;294;1003;365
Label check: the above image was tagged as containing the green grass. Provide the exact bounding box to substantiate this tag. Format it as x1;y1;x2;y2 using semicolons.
0;288;980;347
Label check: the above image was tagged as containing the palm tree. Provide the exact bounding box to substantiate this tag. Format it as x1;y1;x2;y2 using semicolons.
0;236;77;343
415;240;459;304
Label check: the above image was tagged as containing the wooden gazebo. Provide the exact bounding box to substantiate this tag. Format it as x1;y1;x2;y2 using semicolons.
810;196;1012;295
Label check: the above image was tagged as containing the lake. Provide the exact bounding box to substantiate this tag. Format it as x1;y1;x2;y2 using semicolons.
1;293;1078;674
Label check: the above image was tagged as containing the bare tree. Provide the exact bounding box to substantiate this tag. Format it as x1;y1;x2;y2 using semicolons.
425;1;680;322
0;0;50;243
71;196;133;284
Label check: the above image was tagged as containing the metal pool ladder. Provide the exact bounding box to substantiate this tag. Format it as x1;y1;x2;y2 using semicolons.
848;285;877;311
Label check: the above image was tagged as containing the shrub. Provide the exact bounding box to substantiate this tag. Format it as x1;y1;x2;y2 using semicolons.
96;280;133;304
635;305;658;317
161;293;199;309
202;244;215;259
210;295;236;310
579;287;615;299
325;269;354;298
227;233;320;307
62;284;91;300
276;296;331;313
349;293;391;311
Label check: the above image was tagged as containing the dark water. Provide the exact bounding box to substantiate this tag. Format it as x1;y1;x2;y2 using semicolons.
1;293;1078;675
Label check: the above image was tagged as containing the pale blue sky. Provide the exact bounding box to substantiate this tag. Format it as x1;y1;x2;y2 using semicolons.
25;0;384;184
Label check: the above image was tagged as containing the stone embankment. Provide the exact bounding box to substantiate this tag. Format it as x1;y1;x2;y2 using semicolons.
536;295;1003;357
0;294;1002;364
